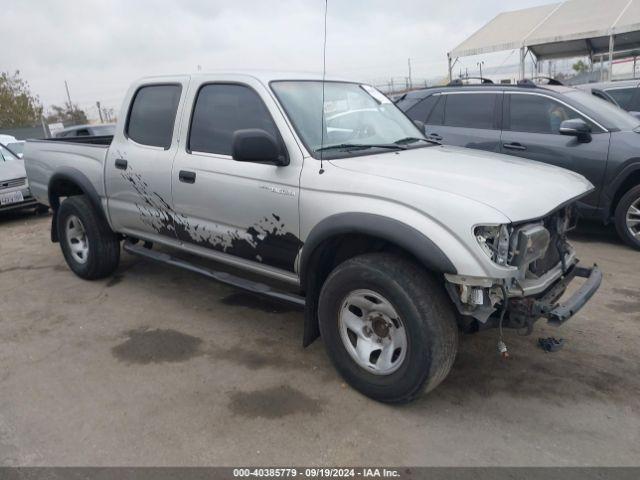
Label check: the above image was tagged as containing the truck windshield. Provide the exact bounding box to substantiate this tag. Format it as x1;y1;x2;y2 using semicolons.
271;81;428;158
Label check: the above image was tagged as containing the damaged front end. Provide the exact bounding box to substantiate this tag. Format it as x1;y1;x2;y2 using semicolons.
445;205;602;334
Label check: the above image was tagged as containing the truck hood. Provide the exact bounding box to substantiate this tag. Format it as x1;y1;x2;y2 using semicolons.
329;145;593;222
0;160;27;183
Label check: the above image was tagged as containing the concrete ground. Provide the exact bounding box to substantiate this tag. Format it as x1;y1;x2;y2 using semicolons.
1;210;639;467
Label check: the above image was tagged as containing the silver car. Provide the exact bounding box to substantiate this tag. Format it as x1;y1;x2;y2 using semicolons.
0;143;38;213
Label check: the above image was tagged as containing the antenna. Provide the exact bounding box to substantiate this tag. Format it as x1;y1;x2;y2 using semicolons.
319;0;328;175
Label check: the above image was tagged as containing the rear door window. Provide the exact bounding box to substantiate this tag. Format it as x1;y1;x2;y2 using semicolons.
443;93;497;129
604;87;636;110
126;84;182;148
405;95;439;123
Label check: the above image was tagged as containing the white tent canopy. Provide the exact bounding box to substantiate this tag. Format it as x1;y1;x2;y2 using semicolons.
448;0;640;80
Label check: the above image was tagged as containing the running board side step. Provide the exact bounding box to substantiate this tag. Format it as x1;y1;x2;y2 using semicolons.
123;242;306;307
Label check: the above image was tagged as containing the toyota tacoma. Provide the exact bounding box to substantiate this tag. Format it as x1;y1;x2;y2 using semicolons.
23;72;602;403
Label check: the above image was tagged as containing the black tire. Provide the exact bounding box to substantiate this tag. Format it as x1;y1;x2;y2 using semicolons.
318;252;458;403
614;184;640;250
57;195;120;279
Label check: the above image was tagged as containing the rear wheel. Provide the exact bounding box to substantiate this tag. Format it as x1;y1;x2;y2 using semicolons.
57;195;120;279
318;253;458;403
614;185;640;250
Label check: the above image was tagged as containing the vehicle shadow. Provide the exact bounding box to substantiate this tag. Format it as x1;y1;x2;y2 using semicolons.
569;218;623;246
0;207;50;226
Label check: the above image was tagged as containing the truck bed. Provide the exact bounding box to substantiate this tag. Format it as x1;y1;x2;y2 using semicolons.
23;137;112;207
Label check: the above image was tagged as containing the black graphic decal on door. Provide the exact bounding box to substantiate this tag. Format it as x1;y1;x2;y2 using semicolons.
121;169;302;271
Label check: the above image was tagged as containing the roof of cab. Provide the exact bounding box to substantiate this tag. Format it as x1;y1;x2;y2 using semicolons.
136;70;354;85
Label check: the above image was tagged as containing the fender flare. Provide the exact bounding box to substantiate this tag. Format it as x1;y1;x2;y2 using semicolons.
604;159;640;212
48;167;108;241
300;212;457;286
299;213;457;347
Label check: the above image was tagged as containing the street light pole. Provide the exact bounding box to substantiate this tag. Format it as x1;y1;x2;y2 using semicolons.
96;101;104;123
64;80;73;106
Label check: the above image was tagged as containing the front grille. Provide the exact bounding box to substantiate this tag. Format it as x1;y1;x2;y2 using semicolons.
0;177;26;190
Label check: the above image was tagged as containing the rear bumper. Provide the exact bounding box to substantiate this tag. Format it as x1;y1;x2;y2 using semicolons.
511;263;602;326
0;196;38;212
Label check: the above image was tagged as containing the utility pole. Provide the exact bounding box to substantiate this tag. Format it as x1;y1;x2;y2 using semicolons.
407;58;412;89
96;101;104;123
64;80;73;106
40;115;49;138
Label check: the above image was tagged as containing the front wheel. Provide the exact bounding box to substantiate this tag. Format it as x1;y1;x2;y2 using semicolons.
614;185;640;250
318;253;458;403
57;195;121;279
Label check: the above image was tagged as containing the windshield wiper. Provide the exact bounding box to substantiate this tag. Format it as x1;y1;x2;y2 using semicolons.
316;143;407;153
394;136;439;146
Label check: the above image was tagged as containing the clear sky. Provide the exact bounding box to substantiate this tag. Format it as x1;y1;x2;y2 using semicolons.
3;0;554;119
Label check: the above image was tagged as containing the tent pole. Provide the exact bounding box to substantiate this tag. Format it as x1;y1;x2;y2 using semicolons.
608;35;615;81
447;53;453;83
519;47;526;80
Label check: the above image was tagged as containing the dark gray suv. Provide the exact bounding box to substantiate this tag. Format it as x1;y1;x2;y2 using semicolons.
397;82;640;250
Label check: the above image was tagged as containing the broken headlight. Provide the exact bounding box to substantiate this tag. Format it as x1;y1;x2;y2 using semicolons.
474;224;510;266
509;224;550;268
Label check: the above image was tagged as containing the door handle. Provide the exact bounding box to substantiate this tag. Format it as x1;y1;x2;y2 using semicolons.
427;133;443;142
179;170;196;184
115;158;128;170
503;142;527;151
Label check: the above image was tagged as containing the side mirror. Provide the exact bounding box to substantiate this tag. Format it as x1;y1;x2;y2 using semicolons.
413;119;425;132
559;119;591;142
232;129;288;166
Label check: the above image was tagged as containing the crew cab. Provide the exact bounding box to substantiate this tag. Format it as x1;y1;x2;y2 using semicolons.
24;72;602;403
397;81;640;250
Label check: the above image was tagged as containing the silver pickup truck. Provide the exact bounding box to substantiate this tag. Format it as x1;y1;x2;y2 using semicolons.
24;72;602;403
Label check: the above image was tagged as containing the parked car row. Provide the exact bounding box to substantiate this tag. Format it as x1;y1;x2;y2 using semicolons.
54;123;116;138
576;79;640;119
397;80;640;250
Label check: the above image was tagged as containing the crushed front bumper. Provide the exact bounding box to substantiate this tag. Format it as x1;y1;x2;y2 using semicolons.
510;263;602;326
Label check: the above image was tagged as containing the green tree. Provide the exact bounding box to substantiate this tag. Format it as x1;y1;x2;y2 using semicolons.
46;102;88;126
572;60;589;74
0;70;43;127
